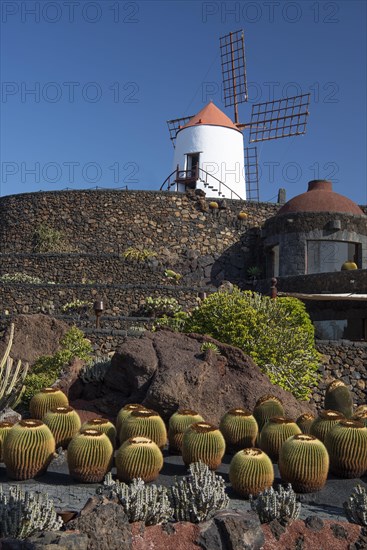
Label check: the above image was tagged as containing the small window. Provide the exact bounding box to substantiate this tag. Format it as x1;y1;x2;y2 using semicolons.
307;241;360;274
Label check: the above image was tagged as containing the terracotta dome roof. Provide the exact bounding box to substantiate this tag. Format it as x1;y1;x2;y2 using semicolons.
277;180;365;216
180;101;239;131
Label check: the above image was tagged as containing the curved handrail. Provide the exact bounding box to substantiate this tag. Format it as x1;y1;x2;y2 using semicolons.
160;167;244;200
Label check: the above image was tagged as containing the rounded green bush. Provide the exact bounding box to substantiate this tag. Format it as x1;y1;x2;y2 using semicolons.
219;408;258;453
3;419;55;480
168;409;204;453
259;417;301;462
325;419;367;478
279;434;329;492
67;429;113;483
229;448;274;497
182;422;226;470
29;388;69;420
324;380;353;418
310;410;344;443
116;436;164;482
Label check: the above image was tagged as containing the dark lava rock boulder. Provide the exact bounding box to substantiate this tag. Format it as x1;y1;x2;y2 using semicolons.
104;329;315;424
0;314;70;366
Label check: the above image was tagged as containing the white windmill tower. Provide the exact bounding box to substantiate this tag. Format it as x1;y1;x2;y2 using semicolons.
161;30;311;201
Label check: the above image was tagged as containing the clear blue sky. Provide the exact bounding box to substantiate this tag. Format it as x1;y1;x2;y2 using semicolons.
1;0;366;204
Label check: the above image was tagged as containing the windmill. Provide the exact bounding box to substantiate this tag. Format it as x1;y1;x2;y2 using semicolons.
162;30;310;201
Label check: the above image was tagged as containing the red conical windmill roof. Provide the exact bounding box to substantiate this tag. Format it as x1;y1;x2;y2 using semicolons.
180;101;239;131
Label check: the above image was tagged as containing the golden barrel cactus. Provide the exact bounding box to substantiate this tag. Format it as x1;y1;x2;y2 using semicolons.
182;422;226;470
29;388;69;420
229;448;274;497
168;409;204;453
219;408;258;453
116;436;164;482
43;406;81;448
67;429;113;483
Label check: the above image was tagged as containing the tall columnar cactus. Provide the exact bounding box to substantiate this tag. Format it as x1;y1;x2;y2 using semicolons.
120;409;167;449
168;409;204;453
259;417;301;462
115;436;164;483
219;408;258;453
81;418;116;448
116;404;147;442
325;419;367;478
29;388;69;420
181;422;226;470
229;448;274;497
3;419;55;480
296;413;315;435
325;380;353;418
67;429;113;483
310;410;345;443
278;434;329;492
0;421;14;461
0;323;29;411
253;395;284;432
43;406;81;448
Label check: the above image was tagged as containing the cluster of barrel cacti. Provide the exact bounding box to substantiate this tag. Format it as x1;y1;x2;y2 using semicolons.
2;377;367;500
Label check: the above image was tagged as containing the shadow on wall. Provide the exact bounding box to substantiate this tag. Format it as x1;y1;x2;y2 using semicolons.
210;228;263;287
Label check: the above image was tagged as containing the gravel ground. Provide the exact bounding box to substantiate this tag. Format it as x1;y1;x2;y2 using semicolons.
1;451;367;523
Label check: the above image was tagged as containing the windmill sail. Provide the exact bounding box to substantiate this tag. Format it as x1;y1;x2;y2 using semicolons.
220;30;248;123
167;116;195;148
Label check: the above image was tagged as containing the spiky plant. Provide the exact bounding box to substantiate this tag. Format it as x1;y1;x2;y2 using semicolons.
279;434;329;492
253;395;284;432
310;410;345;443
259;417;301;463
325;380;353;418
0;421;14;461
325;419;367;478
116;404;147;443
181;422;226;470
168;409;204;453
219;408;258;453
42;406;81;448
352;410;367;428
115;436;164;483
80;418;116;448
29;388;69;420
0;323;29;411
67;429;113;483
296;413;315;435
229;448;274;497
120;409;167;449
3;420;55;480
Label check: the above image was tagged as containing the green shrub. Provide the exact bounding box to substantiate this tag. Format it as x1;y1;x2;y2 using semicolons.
122;247;157;262
142;297;182;318
33;224;75;253
21;327;92;408
184;288;320;400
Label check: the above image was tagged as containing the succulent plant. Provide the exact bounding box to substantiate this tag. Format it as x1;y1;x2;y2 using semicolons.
42;406;81;448
29;388;69;420
0;323;29;411
352;409;367;427
0;421;14;461
259;417;301;462
209;201;219;209
3;419;55;480
253;395;284;432
325;419;367;478
115;436;164;483
344;485;367;526
219;408;258;453
81;418;117;448
310;410;345;443
67;429;113;483
296;413;315;435
237;211;248;220
278;434;329;493
168;461;229;522
324;380;353;418
181;422;226;470
116;404;147;442
168;409;204;453
250;484;301;525
229;448;274;497
120;409;167;449
341;261;358;270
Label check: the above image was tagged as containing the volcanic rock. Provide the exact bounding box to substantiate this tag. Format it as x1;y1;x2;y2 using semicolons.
101;329;316;424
